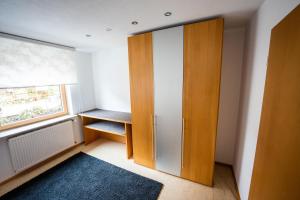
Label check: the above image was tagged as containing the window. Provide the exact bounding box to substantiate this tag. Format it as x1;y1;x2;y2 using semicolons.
0;85;68;131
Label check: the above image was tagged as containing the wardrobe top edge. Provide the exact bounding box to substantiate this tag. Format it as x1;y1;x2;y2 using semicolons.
128;17;224;37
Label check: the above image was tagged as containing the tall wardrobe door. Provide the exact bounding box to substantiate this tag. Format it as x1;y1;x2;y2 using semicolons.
249;5;300;199
128;33;155;168
181;18;224;186
153;26;183;176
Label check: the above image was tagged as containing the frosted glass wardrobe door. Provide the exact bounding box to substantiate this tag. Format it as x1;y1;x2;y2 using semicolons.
153;26;183;176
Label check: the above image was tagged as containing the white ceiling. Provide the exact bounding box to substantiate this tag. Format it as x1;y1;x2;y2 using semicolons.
0;0;264;52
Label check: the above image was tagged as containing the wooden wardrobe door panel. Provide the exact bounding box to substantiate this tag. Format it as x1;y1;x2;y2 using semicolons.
249;5;300;200
181;18;224;186
128;33;154;168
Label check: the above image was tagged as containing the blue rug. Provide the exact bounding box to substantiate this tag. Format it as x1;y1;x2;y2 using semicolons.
1;152;163;200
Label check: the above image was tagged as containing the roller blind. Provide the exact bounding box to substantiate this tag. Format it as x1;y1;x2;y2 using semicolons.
0;36;77;88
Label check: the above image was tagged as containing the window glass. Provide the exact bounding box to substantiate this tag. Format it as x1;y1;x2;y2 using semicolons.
0;85;67;129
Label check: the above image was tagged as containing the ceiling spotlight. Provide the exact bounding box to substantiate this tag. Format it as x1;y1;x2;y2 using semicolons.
106;28;112;31
131;21;138;25
164;12;172;16
85;34;91;37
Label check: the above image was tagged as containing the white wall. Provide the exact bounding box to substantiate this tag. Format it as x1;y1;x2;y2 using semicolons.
68;51;96;114
92;30;246;165
92;39;131;112
216;28;245;165
233;0;300;199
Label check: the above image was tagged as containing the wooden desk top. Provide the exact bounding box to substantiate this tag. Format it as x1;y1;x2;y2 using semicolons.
79;109;131;124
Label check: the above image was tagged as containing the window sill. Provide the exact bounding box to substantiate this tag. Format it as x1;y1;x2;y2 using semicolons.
0;115;77;140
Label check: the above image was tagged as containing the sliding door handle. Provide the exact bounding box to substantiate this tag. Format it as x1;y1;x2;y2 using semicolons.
151;114;156;161
181;118;185;169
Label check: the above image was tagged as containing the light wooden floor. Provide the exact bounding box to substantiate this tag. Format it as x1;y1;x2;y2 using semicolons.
0;139;239;200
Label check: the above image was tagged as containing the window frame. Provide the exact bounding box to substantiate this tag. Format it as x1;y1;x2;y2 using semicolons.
0;85;68;131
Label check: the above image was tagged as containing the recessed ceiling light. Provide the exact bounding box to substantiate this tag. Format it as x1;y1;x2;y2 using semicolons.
85;34;91;37
131;21;138;25
106;28;112;31
164;12;172;16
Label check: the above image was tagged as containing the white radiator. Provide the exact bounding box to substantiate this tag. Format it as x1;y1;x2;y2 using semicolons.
8;121;75;172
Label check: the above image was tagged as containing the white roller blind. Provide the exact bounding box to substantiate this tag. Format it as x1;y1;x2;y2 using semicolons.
0;36;77;88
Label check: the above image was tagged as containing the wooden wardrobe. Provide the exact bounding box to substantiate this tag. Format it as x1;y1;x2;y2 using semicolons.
128;18;223;186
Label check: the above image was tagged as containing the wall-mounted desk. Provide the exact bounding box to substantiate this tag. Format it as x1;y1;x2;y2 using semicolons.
79;109;132;158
